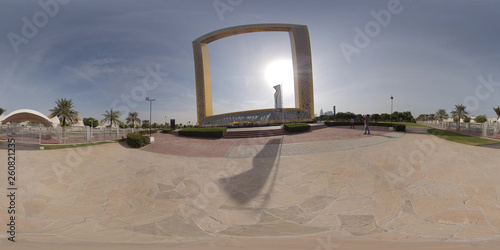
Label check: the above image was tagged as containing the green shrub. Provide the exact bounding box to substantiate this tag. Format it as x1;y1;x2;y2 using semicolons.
325;121;364;127
323;121;405;132
126;133;150;148
162;128;172;133
139;129;158;135
284;123;311;133
393;124;406;132
324;121;335;126
474;115;487;123
372;122;406;132
324;121;363;126
178;127;227;138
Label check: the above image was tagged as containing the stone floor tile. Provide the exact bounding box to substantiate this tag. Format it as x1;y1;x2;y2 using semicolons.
483;206;500;231
430;209;487;224
455;224;500;239
23;198;48;217
384;212;460;237
338;214;385;236
220;221;327;237
465;197;496;209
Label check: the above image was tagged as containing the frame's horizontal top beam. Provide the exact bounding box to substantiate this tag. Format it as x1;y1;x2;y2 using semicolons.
193;23;306;44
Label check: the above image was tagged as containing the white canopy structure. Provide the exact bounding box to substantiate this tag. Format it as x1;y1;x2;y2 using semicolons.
0;109;60;128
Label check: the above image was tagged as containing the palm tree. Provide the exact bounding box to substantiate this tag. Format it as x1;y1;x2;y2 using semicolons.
0;108;6;116
450;104;469;131
435;109;448;122
126;112;141;129
101;109;122;128
494;106;500;119
49;98;80;140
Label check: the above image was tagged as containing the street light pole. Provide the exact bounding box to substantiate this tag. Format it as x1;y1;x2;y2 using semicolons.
145;97;156;138
390;95;394;127
89;117;93;142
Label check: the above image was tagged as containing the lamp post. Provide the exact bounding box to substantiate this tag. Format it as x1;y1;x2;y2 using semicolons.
88;117;94;142
390;95;394;127
145;97;156;138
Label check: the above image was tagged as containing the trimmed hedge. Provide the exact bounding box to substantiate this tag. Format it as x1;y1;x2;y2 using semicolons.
284;123;311;133
126;132;150;148
178;127;227;138
323;121;406;132
392;124;406;132
139;129;158;135
162;128;172;133
373;123;406;132
324;121;363;126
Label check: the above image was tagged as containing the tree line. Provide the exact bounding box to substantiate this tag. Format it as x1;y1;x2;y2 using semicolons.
417;105;500;124
319;111;415;123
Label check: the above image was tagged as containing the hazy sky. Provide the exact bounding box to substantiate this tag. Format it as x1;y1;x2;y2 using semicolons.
1;0;499;125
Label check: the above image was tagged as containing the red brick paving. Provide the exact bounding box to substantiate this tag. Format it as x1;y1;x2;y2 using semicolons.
141;126;392;157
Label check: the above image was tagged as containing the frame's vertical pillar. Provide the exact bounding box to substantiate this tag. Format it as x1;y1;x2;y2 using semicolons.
290;26;314;120
193;42;213;125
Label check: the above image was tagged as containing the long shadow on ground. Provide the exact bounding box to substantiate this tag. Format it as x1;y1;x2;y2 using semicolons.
218;138;282;207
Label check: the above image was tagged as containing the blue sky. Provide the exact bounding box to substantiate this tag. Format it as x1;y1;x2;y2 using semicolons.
1;0;499;125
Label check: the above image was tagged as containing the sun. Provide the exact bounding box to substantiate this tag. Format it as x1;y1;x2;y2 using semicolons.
264;60;294;90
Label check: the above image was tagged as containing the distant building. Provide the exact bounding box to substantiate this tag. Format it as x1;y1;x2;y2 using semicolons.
73;120;85;128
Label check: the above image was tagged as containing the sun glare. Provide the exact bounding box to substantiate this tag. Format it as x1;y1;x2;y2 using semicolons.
265;60;294;90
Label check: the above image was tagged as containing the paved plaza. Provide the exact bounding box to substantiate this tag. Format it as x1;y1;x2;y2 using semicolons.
1;126;500;249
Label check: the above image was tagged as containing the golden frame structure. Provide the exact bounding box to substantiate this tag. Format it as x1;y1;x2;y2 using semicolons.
193;23;314;126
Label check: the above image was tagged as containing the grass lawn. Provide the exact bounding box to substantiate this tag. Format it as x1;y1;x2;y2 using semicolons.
41;140;121;150
427;128;499;146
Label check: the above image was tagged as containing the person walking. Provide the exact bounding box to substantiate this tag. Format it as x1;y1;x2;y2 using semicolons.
350;117;355;129
364;114;370;134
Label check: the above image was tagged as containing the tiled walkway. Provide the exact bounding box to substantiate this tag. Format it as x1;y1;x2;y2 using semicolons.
142;126;394;157
225;132;404;158
1;127;500;250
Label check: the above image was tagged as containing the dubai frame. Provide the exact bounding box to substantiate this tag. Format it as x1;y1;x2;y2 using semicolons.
193;23;314;126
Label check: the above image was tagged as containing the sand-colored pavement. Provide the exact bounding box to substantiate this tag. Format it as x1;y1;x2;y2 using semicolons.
1;126;500;249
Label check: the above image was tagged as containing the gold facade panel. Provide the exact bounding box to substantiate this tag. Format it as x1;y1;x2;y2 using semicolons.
193;23;314;125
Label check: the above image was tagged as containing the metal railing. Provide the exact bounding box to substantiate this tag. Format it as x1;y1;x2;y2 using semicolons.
417;121;500;138
0;125;149;144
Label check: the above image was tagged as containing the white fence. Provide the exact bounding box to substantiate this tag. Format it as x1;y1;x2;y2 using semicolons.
417;120;500;138
0;125;149;144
